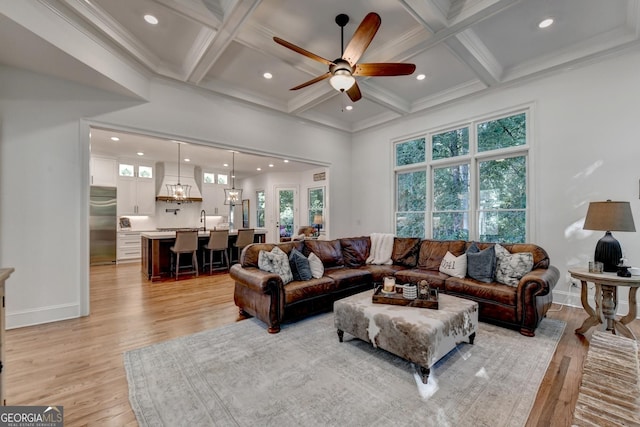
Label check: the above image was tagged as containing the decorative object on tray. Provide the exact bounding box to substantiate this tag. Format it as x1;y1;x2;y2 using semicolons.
372;285;438;309
403;283;417;300
382;276;396;294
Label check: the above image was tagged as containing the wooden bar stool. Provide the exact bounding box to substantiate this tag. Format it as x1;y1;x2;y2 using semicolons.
170;230;199;280
203;230;229;274
232;228;254;264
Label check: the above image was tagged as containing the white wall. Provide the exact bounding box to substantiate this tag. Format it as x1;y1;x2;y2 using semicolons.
351;49;640;313
0;68;351;328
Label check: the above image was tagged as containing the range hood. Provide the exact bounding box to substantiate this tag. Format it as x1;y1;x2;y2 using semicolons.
155;162;203;202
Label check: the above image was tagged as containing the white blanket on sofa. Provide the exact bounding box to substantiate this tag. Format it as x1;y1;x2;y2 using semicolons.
366;233;395;265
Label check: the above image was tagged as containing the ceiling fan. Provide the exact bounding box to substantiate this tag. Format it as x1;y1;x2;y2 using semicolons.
273;12;416;102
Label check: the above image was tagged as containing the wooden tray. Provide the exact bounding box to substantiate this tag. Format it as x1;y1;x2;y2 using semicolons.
372;286;438;309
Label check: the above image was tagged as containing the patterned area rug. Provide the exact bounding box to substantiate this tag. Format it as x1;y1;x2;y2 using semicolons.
124;313;565;427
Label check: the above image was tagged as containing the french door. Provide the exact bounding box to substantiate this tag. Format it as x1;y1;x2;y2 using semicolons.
276;187;296;242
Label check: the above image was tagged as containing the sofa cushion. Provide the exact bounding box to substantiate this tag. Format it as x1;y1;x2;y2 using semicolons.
324;267;372;291
417;240;467;270
494;244;533;287
445;277;517;307
258;247;294;284
393;269;449;291
307;252;324;279
357;264;407;283
289;248;313;281
304;239;344;268
439;251;467;278
392;237;421;267
468;242;549;270
284;277;337;305
340;236;371;267
466;243;496;283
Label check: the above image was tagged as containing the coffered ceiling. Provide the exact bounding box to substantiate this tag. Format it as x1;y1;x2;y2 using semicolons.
1;0;639;133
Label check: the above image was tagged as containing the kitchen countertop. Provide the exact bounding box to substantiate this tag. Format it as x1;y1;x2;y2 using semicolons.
140;229;268;239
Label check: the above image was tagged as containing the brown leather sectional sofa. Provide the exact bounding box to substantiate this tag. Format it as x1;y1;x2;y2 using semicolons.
230;236;559;336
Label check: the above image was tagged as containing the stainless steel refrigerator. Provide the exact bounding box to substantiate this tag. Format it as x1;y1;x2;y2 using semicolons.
90;186;117;265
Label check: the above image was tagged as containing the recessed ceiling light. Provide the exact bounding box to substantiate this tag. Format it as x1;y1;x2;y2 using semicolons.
263;72;273;79
110;137;120;141
223;163;229;167
284;159;289;163
416;74;426;81
184;158;190;162
257;167;262;171
268;164;274;168
538;18;553;29
144;14;158;25
345;105;353;111
137;152;144;156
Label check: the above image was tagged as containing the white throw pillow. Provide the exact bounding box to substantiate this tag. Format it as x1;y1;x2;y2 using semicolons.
439;251;467;278
494;243;533;287
307;252;324;279
258;246;293;284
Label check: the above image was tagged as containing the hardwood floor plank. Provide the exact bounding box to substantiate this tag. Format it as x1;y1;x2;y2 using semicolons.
4;264;639;426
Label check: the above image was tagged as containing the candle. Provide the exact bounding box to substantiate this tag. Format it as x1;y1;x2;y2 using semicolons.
383;276;395;292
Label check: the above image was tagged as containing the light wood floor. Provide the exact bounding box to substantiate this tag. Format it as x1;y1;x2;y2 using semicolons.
5;263;640;426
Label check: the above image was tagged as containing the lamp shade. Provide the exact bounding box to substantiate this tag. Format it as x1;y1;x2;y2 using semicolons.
583;200;636;272
583;201;636;232
313;214;323;225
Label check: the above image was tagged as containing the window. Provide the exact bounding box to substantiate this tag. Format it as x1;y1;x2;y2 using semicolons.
203;172;215;184
217;174;228;185
119;163;134;177
393;110;530;243
308;187;324;231
138;165;153;179
256;190;265;228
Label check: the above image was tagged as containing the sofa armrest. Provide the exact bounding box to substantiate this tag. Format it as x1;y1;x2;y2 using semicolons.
518;266;559;297
517;265;559;336
229;264;282;294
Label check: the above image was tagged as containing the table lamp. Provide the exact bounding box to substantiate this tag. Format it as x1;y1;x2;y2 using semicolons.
313;214;323;236
583;200;636;272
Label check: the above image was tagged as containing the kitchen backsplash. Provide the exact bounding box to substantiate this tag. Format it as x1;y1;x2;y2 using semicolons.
120;203;229;231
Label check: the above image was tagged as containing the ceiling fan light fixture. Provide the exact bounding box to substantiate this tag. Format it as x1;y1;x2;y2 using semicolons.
330;70;355;92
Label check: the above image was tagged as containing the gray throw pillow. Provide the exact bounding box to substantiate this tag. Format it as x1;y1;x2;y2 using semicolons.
289;248;313;281
258;246;293;284
466;242;496;283
494;243;533;287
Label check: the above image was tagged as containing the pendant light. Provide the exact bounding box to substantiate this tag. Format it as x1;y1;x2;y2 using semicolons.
224;151;242;205
166;142;192;204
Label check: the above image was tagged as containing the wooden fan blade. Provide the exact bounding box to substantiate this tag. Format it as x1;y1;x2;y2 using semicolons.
342;12;381;67
273;37;334;66
354;63;416;76
346;81;362;102
290;72;331;90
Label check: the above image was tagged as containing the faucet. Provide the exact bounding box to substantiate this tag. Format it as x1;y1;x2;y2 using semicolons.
200;209;206;231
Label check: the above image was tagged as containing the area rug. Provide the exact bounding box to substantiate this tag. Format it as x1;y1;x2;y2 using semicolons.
124;313;565;427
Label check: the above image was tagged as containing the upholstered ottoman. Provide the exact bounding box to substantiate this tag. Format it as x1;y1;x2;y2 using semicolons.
334;289;478;383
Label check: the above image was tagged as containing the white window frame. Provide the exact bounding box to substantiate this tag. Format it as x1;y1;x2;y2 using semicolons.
392;105;534;242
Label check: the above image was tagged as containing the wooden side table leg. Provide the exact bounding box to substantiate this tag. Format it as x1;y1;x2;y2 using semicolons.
600;285;617;331
620;286;638;325
575;280;602;335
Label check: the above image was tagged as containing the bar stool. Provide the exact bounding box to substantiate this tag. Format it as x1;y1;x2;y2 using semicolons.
203;229;229;274
232;228;255;264
170;230;198;280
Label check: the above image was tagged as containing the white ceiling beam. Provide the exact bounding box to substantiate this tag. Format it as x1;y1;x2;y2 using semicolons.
187;0;262;84
358;81;412;114
153;0;222;28
448;29;502;85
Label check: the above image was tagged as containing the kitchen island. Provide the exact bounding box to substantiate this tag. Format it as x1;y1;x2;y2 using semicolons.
141;229;267;281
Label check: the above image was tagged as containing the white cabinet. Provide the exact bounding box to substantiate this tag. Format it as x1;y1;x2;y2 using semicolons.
201;183;226;215
117;161;155;216
117;231;141;262
90;156;117;187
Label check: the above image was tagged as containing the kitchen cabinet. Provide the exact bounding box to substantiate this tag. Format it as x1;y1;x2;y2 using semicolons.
90;156;117;187
117;161;155;216
201;183;227;215
117;231;141;262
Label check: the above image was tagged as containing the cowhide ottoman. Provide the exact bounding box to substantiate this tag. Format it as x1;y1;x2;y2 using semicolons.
334;289;478;383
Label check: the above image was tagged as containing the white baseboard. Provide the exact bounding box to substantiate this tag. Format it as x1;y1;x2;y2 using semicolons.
6;303;82;329
553;289;639;320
